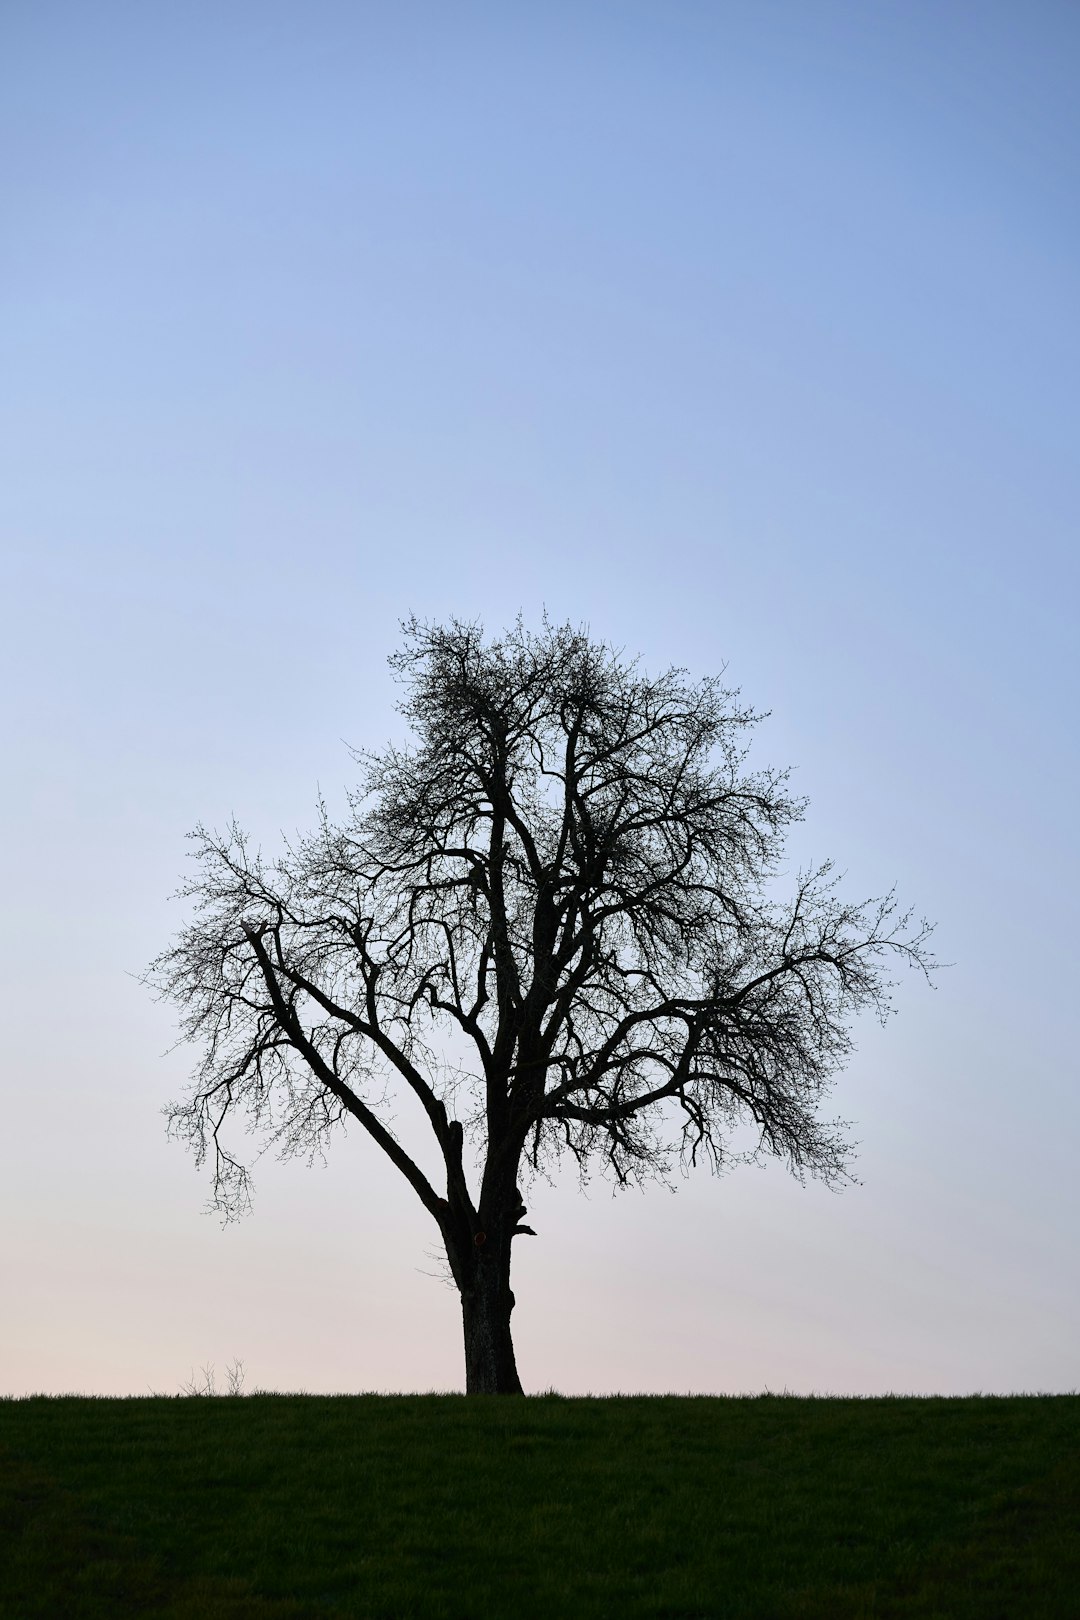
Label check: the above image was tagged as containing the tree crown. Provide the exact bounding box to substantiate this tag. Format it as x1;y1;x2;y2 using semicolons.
147;617;934;1221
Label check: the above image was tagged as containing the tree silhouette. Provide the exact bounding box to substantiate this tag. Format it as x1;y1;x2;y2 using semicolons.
148;618;934;1393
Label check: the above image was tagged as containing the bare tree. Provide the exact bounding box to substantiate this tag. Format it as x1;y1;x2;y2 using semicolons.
147;618;934;1394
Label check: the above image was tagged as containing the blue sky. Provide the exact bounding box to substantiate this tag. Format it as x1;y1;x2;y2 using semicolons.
2;0;1077;1395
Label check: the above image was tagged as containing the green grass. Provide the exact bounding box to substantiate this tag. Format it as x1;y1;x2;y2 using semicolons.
1;1393;1078;1618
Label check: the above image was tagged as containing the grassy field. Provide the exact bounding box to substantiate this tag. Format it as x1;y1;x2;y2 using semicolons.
1;1392;1077;1618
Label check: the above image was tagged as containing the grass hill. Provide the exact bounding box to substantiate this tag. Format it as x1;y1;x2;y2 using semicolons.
2;1392;1077;1617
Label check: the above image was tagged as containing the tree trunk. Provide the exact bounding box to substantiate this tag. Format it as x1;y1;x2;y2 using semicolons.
460;1248;523;1394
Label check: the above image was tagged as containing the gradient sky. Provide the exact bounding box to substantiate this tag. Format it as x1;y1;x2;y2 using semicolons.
3;0;1077;1397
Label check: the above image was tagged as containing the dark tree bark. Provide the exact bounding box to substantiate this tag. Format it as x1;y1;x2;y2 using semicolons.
460;1245;522;1396
146;617;934;1394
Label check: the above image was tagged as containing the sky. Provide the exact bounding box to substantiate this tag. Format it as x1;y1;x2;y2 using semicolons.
2;0;1077;1397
